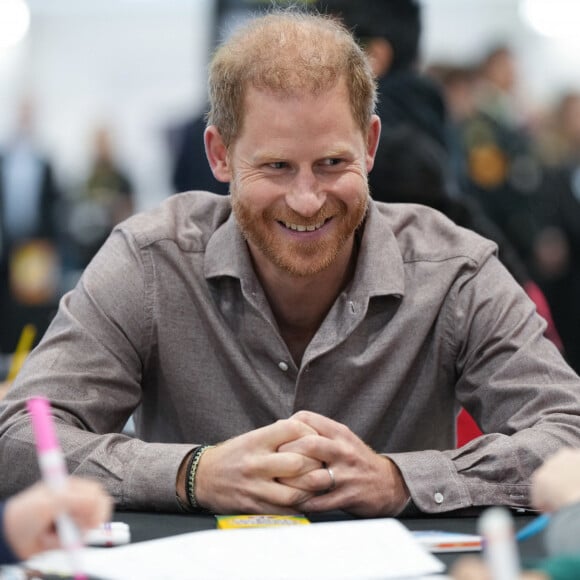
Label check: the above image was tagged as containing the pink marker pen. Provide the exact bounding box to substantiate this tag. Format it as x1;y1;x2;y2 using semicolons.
27;396;87;580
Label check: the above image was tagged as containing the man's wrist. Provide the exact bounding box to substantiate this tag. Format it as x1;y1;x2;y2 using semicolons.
176;449;195;508
382;455;411;515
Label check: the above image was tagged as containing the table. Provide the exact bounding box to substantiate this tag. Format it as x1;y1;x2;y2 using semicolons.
113;508;547;571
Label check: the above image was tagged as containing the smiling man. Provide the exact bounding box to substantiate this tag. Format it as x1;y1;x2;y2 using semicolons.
224;81;371;280
1;10;580;517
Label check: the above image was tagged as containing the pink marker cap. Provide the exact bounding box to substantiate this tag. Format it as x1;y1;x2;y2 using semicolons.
27;396;59;453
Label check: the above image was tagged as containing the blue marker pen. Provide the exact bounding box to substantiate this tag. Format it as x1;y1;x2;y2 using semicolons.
515;513;551;542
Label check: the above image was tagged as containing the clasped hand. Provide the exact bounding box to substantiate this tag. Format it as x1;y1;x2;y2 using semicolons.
194;410;409;517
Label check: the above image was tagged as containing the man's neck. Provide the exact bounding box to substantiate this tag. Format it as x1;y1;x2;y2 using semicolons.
250;238;358;365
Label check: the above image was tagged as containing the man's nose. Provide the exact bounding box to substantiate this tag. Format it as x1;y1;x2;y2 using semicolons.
285;169;327;217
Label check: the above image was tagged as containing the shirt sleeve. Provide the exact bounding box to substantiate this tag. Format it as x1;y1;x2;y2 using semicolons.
0;502;19;565
388;254;580;513
0;229;193;511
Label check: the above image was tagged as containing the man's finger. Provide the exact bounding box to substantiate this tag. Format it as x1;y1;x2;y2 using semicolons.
278;465;334;493
247;418;319;451
260;451;322;478
291;410;348;439
278;434;336;464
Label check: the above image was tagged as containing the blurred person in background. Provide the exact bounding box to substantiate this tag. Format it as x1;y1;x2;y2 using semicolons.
460;45;544;268
0;97;63;361
428;63;480;193
319;0;452;157
432;65;479;128
536;91;580;168
452;449;580;580
64;125;135;272
170;110;229;196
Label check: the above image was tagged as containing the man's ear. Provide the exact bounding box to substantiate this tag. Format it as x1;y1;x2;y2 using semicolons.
204;125;231;182
365;114;381;173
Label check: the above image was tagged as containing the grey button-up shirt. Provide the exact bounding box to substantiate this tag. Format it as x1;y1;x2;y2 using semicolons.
2;191;580;513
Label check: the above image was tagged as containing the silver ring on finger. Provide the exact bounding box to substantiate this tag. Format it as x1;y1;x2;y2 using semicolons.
325;465;336;493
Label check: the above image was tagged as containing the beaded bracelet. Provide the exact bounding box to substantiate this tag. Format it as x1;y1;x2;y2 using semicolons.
186;444;215;511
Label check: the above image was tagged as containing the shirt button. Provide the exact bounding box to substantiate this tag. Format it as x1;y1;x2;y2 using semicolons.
278;361;289;372
434;492;444;504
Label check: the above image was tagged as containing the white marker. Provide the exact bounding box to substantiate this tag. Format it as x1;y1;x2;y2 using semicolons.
478;507;521;580
84;522;131;547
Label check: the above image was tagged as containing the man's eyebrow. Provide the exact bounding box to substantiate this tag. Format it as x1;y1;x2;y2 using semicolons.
251;150;285;162
251;145;355;162
323;147;352;158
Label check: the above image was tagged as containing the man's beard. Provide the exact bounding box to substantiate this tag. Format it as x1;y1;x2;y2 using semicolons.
231;181;369;278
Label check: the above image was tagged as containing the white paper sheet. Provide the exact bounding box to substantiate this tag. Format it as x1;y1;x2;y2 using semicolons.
25;518;446;579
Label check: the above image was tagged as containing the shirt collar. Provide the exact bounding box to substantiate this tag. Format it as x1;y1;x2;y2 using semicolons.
350;201;405;300
204;200;406;300
204;210;251;279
